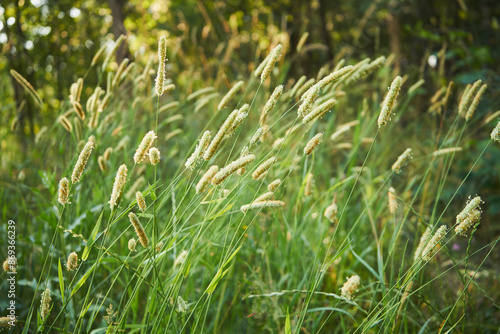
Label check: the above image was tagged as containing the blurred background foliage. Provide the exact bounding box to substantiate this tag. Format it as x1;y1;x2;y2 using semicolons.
1;0;499;162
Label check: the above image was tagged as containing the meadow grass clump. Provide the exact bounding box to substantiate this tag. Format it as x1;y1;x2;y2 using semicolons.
8;30;499;334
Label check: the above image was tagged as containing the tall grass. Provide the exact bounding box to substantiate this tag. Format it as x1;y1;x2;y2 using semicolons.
2;33;500;334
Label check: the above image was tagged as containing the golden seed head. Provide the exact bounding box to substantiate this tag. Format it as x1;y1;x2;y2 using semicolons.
218;81;244;111
254;191;274;203
252;157;277;180
414;227;432;262
66;252;78;271
261;85;284;123
303;98;337;124
455;196;483;236
317;65;354;87
465;84;487;121
212;155;256;185
134;131;157;164
249;127;265;147
391;148;412;174
71;140;94;183
432;147;462;157
261;44;283;82
98;156;107;171
128;212;149;247
378;76;403;128
422;225;447;261
341;275;360;300
196;165;219;194
109;164;128;210
103;147;113;161
304;133;324;155
324;199;338;223
136;191;147;212
204;110;239;160
149;147;161;165
240;200;285;213
458;79;482;116
186;130;212;169
0;315;16;328
156;36;167;96
298;84;321;116
3;257;16;273
58;177;70;205
268;179;282;192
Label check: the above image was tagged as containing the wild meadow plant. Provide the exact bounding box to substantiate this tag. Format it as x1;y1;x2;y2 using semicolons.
6;33;500;333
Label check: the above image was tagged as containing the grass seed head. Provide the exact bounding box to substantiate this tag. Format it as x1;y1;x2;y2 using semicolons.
212;155;256;185
66;252;78;271
136;191;147;212
128;238;137;252
40;288;52;321
304;133;324;155
149;147;161;165
260;44;283;82
196;165;219;194
268;179;282;192
378;76;403;128
491;120;500;142
341;275;360;300
422;225;447;261
109;164;128;210
71;140;94;183
217;81;244;111
128;212;149;247
391;148;413;174
58;177;70;205
252;157;277;180
388;187;398;214
155;36;167;96
240;200;285;213
204;109;239;160
134;131;157;164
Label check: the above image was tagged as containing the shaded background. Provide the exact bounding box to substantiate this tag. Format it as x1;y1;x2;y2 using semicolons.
1;0;499;154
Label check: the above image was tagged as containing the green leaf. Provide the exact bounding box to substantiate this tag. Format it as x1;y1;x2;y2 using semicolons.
149;183;156;201
205;267;231;294
58;260;65;303
82;212;103;261
71;263;97;297
285;308;291;334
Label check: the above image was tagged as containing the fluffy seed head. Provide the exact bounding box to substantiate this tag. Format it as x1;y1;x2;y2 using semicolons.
204;110;239;160
240;200;285;213
66;252;78;271
196;165;219;194
252;157;277;180
225;105;249;138
155;36;167;96
136;192;147;212
260;44;283;82
268;179;282;192
128;212;149;247
217;81;244;111
109;164;128;210
0;316;16;328
134;131;157;164
186;130;211;169
388;187;397;214
303;98;337;124
40;288;52;321
128;238;137;251
254;191;274;203
71;140;94;183
249;127;265;147
422;225;447;261
212;155;256;185
341;275;360;300
491;121;500;142
455;196;483;236
260;85;284;123
458;79;482;116
432;147;462;157
3;257;16;273
378;76;403;128
465;84;487;121
317;65;354;87
324;200;338;223
149;147;161;165
392;148;413;174
298;84;321;116
58;177;70;205
304;133;324;155
414;227;432;262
